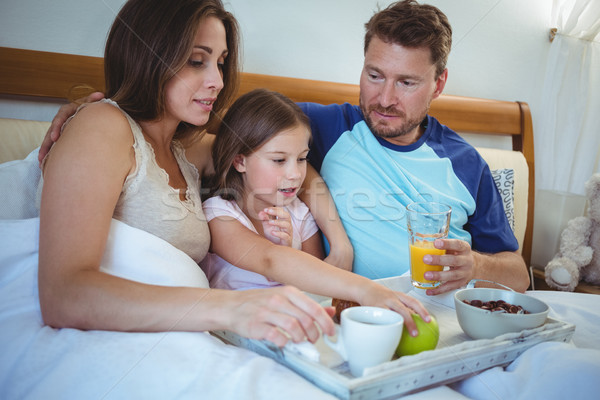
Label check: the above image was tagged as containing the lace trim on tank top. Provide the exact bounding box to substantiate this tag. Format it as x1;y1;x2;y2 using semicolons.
41;98;209;262
145;138;202;218
101;99;203;219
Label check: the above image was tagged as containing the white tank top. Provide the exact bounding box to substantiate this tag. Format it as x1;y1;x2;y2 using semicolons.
60;99;210;263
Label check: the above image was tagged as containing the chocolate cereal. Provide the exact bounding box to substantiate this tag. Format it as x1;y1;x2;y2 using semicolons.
462;299;530;314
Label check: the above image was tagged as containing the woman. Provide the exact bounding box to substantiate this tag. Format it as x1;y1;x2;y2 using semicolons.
38;0;336;346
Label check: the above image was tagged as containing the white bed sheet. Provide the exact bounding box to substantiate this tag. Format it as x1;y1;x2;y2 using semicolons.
413;285;600;399
1;153;599;399
0;218;337;400
2;217;599;400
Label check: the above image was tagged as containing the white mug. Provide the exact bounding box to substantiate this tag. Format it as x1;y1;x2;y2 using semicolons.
324;306;403;377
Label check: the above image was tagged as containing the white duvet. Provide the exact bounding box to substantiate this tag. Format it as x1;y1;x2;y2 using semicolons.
1;151;599;400
0;217;336;400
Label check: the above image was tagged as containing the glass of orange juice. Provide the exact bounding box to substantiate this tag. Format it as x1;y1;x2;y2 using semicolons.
406;202;452;289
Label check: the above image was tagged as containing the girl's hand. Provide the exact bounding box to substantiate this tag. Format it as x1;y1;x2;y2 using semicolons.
225;286;336;347
359;282;432;338
258;207;293;247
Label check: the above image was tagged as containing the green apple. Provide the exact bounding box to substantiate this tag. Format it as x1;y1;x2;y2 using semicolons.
395;314;439;357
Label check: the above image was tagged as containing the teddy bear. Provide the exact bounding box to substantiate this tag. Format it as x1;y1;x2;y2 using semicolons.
544;173;600;291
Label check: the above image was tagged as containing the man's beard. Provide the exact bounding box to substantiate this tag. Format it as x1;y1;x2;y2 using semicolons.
360;100;429;139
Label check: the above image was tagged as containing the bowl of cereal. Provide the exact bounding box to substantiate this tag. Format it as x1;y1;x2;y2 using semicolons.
454;280;549;339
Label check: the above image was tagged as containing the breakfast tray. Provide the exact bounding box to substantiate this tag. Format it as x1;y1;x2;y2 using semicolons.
211;277;575;399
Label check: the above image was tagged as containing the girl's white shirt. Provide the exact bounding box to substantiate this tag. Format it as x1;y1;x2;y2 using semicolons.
201;196;319;290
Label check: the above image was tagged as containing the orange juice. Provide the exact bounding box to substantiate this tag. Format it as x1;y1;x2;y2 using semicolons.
409;240;445;288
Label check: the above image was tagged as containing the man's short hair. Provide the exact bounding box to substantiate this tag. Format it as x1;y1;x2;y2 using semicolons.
364;0;452;78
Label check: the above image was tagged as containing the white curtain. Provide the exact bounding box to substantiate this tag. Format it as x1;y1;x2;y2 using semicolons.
537;0;600;195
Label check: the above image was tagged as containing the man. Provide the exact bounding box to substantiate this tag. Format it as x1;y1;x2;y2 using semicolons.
298;0;529;294
39;0;529;296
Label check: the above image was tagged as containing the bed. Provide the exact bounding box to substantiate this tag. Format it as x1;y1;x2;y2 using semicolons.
0;47;598;400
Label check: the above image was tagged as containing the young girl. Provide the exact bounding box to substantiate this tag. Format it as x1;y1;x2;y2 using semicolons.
202;89;325;290
202;89;430;330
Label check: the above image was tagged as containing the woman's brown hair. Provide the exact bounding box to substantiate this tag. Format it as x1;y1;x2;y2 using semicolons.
104;0;239;139
210;88;310;201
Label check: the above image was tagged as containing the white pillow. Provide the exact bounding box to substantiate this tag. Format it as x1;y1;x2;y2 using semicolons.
491;168;515;231
0;148;41;220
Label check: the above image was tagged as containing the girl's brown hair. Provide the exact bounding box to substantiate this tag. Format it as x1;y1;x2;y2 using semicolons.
210;88;310;201
104;0;239;139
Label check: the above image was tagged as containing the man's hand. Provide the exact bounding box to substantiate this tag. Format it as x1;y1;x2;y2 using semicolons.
38;91;106;165
421;238;530;295
422;239;475;294
323;241;353;271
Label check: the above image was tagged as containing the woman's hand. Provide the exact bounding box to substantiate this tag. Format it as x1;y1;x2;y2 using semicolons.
259;207;293;247
38;91;105;165
223;286;335;347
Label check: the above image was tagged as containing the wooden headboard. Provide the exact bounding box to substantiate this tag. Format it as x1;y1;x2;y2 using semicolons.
0;46;535;266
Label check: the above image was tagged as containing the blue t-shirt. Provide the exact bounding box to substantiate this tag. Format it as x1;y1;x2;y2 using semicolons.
299;102;518;279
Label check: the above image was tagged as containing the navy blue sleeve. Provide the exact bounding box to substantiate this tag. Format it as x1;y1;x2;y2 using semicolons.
298;102;363;172
465;165;519;253
428;120;519;253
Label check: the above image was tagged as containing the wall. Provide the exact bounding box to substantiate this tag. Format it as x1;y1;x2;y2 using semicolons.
0;0;552;121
